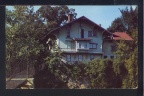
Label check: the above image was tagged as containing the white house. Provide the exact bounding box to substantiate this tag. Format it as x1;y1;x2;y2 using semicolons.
44;14;133;63
103;32;133;59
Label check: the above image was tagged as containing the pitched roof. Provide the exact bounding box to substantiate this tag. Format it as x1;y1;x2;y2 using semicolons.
113;32;133;40
53;16;111;32
43;16;113;40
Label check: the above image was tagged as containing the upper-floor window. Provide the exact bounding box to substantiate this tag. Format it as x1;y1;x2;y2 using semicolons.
88;31;97;37
81;29;84;38
89;43;97;49
71;41;76;49
78;42;87;49
78;55;83;61
67;41;71;48
66;27;70;38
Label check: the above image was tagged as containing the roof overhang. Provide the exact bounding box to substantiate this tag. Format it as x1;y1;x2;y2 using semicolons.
43;16;113;40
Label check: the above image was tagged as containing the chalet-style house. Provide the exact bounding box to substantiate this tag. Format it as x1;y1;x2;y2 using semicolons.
44;14;133;63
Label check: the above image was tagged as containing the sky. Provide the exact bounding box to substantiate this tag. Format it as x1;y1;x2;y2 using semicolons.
7;5;137;29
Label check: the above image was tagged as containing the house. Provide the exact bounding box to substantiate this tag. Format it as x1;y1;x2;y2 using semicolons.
103;32;133;59
44;14;133;63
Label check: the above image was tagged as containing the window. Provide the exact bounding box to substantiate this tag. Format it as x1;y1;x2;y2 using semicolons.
66;28;70;38
66;55;71;61
78;42;87;49
90;55;94;60
88;31;93;37
79;43;81;48
89;43;97;49
67;41;71;48
110;56;114;59
104;56;107;59
71;41;76;49
78;55;83;61
81;29;84;38
88;31;97;37
67;31;70;38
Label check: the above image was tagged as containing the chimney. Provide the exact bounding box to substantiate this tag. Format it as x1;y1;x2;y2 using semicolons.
99;24;101;26
68;13;74;23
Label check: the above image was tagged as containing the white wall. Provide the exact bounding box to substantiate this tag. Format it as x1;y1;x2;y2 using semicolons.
103;40;116;58
56;21;103;53
54;20;105;62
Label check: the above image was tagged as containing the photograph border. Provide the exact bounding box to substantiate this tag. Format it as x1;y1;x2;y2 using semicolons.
0;0;142;96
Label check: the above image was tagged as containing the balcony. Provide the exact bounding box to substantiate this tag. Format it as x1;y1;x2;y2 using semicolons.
72;38;92;41
60;48;76;53
77;48;89;51
60;48;90;53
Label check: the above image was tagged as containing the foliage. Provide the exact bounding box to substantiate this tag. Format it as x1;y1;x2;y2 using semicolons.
36;5;77;29
108;6;138;88
6;5;77;88
41;58;120;88
44;47;64;73
107;6;138;35
107;17;126;33
84;59;119;88
6;6;45;74
6;5;75;75
121;29;138;88
119;6;138;35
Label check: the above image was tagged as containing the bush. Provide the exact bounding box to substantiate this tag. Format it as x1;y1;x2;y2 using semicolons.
34;58;131;88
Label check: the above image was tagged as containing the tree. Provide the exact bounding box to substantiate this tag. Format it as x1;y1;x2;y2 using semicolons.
107;17;126;33
6;6;29;74
107;6;138;35
36;5;77;31
108;6;138;88
6;5;76;73
122;28;138;88
119;6;138;35
6;6;45;76
113;29;138;88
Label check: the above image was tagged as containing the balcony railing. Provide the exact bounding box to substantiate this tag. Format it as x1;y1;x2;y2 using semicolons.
77;48;89;51
60;48;90;53
65;37;92;41
60;48;76;52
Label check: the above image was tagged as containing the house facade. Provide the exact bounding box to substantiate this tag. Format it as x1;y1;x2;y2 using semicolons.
44;14;133;63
